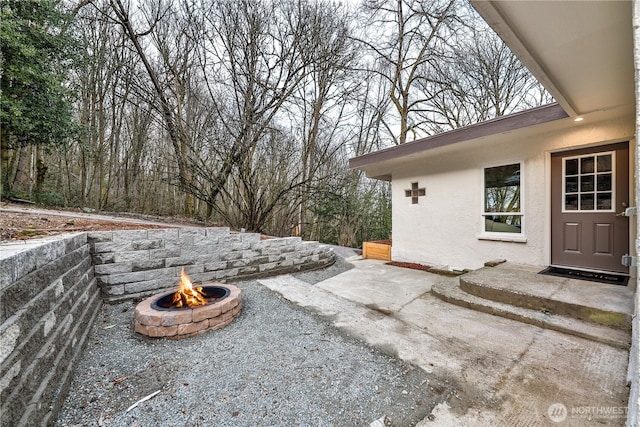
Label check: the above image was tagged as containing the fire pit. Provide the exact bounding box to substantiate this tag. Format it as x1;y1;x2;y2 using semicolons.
134;268;242;339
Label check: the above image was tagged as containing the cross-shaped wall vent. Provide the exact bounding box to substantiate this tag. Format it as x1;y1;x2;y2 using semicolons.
405;182;425;204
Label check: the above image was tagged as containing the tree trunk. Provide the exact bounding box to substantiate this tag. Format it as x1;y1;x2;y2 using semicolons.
35;145;47;194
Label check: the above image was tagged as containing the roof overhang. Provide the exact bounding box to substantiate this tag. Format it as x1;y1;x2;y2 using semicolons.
349;103;568;180
471;0;634;119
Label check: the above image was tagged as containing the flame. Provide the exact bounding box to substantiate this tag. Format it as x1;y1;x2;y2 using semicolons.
170;268;208;308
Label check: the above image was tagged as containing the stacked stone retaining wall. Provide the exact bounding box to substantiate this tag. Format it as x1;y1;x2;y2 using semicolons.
90;228;335;302
0;234;99;427
0;227;335;426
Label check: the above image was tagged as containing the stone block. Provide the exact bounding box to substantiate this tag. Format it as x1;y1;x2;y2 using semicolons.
0;320;21;365
132;259;165;272
92;253;114;265
204;227;230;238
204;261;227;272
144;267;178;281
112;230;149;242
92;241;132;254
215;268;239;280
64;233;88;253
149;248;181;259
182;246;214;259
165;256;196;267
259;262;279;272
12;250;36;282
197;254;220;264
179;228;207;246
180;228;207;237
132;239;164;250
33;241;66;269
221;251;243;261
260;248;282;256
231;241;252;251
183;264;204;276
87;232;112;243
148;229;179;240
241;250;261;259
240;233;261;243
0;258;14;289
101;284;124;297
177;319;208;336
192;303;222;323
228;259;250;268
0;360;21;397
238;266;258;275
94;262;132;275
187;272;216;283
279;259;294;268
101;271;147;285
160;310;193;327
223;234;242;244
114;250;150;263
248;256;270;266
125;279;166;294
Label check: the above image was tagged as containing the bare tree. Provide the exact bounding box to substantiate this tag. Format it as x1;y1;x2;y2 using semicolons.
359;0;459;145
106;0;195;213
419;23;553;132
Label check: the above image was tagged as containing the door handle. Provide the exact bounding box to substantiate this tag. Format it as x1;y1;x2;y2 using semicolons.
616;207;636;217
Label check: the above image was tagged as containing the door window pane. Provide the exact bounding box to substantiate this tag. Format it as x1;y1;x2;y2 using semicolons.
581;157;594;174
563;152;615;212
565;194;578;210
597;174;612;191
580;194;594;210
580;175;594;192
565;176;578;193
597;154;612;172
597;193;612;210
565;159;578;175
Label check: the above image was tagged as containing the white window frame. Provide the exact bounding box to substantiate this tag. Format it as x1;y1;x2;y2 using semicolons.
561;151;616;213
479;161;525;242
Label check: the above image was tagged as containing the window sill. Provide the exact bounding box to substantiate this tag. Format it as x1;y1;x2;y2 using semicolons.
477;234;527;243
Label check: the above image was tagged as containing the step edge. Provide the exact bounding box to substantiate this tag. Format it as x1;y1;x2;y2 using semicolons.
431;282;630;350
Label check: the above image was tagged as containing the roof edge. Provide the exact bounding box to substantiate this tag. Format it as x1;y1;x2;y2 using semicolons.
349;103;568;170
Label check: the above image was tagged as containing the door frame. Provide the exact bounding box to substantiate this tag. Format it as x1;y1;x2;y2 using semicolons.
547;141;631;273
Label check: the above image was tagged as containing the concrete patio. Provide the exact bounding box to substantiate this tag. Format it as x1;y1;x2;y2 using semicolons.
260;257;631;426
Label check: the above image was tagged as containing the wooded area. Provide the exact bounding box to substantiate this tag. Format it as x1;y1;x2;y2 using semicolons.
0;0;550;247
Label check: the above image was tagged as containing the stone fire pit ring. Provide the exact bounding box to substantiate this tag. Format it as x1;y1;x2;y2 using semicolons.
134;283;242;339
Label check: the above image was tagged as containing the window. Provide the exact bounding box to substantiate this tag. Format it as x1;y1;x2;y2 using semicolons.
563;152;614;212
483;163;522;234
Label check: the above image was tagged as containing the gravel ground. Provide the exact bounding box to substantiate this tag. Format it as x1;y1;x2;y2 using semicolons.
55;256;450;427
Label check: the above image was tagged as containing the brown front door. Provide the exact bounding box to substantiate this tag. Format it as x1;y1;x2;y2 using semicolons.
551;142;629;274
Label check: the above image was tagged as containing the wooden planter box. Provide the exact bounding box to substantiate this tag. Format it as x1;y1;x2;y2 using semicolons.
362;240;392;261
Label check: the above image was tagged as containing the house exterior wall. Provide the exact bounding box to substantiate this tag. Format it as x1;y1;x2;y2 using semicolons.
391;116;635;271
627;2;640;426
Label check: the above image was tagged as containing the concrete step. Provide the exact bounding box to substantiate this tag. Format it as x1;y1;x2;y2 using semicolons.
461;266;633;330
431;279;631;350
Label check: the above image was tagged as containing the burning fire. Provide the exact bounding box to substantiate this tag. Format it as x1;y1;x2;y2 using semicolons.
170;268;208;308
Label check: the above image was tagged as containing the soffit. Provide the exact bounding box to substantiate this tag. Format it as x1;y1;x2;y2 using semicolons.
471;0;634;118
